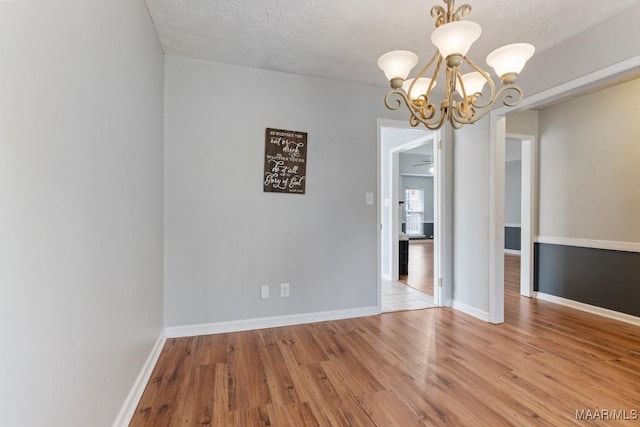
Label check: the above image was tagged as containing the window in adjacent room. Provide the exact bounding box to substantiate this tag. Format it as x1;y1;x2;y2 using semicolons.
405;187;424;236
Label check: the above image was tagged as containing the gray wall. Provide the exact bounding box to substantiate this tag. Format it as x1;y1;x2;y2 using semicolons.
535;76;640;312
0;1;165;425
505;161;522;226
452;118;490;314
164;55;398;326
535;244;640;317
538;77;640;243
505;159;522;250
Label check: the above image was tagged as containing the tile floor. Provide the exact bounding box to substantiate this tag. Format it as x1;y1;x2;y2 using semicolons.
381;280;436;312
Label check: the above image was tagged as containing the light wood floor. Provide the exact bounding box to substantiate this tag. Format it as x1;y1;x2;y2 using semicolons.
132;256;640;426
399;240;434;296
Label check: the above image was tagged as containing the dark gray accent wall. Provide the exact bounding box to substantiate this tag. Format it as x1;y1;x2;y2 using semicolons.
423;222;434;239
401;222;434;239
535;243;640;317
505;227;521;251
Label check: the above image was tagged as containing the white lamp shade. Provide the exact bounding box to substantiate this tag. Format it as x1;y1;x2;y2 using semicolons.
430;21;482;59
403;77;436;100
486;43;535;77
456;71;486;97
377;50;419;81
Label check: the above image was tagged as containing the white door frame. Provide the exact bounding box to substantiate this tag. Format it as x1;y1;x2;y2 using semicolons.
488;54;640;323
377;119;447;310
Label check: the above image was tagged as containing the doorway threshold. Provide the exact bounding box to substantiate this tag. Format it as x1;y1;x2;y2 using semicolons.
381;280;436;312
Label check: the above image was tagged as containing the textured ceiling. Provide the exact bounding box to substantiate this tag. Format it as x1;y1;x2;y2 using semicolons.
146;0;640;86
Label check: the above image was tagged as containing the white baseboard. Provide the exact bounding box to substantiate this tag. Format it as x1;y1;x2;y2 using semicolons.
535;292;640;327
165;306;380;338
113;332;166;427
451;300;490;322
504;249;521;256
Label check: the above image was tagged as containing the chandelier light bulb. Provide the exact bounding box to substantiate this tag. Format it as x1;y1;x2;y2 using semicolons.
486;43;535;81
377;50;419;83
456;72;487;97
403;77;437;100
430;21;482;60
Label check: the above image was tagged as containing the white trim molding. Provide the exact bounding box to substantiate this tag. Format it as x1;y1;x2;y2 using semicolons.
451;300;490;322
113;332;166;427
535;236;640;253
165;306;379;339
504;223;521;228
535;292;640;327
504;249;521;256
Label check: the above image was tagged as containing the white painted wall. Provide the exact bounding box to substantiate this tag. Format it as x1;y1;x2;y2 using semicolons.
452;119;490;314
0;1;165;426
538;77;640;243
164;55;401;326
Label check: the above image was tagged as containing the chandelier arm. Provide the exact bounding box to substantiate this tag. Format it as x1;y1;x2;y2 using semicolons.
462;56;496;110
406;98;448;130
384;89;440;130
453;85;524;125
424;108;448;130
450;118;466;130
409;50;441;98
453;3;472;21
496;85;524;107
455;67;473;122
431;5;447;27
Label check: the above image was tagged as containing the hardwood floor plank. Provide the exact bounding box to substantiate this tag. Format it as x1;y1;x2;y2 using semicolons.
356;391;427;427
226;406;271;426
178;364;218;425
227;331;272;411
130;337;194;426
256;329;301;407
265;402;320;427
399;240;434;295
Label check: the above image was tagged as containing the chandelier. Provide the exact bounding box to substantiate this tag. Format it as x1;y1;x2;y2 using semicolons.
377;0;535;130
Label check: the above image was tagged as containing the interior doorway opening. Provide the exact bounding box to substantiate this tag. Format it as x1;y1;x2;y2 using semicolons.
398;145;436;299
378;122;441;312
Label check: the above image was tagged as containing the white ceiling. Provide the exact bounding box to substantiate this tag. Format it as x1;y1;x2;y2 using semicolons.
146;0;640;86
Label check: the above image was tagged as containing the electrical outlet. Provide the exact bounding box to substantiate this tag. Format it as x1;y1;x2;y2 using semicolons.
260;285;269;299
280;283;290;298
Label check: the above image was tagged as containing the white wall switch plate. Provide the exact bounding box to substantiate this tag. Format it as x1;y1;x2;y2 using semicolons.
260;285;269;299
280;283;290;297
366;192;374;205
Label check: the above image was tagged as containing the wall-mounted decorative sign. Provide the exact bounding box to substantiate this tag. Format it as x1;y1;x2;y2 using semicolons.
263;128;307;194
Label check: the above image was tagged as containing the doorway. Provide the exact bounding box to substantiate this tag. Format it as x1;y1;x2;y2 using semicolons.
398;145;435;299
503;135;535;319
378;120;443;312
506;133;535;299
